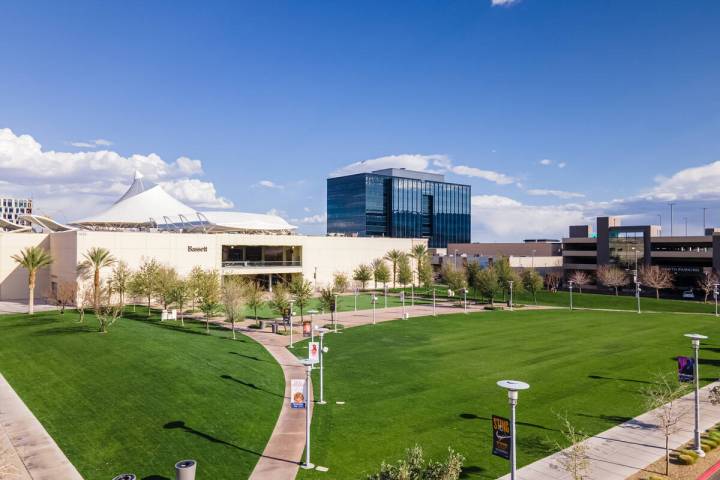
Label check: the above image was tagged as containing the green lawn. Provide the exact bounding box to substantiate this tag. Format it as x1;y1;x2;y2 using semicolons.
395;286;719;314
296;309;720;479
0;308;284;480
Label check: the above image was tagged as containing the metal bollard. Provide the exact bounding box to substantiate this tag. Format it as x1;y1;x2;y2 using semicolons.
175;459;197;480
112;475;136;480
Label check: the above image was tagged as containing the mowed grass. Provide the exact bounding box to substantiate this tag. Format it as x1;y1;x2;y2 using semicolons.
0;308;284;479
297;309;720;479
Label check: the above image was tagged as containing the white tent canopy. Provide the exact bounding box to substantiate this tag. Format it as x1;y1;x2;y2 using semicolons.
70;171;296;233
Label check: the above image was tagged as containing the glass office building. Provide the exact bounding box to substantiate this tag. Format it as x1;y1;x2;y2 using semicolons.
327;168;471;248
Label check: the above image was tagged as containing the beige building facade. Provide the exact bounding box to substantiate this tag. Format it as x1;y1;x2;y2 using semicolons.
1;230;426;301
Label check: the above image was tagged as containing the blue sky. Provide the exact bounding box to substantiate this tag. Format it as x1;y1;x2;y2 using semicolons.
1;0;719;240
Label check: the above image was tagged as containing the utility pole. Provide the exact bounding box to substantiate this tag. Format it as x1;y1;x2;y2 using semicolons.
703;207;708;231
657;214;662;236
669;202;675;236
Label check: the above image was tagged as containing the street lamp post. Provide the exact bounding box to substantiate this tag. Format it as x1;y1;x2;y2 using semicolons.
635;280;641;314
685;333;709;457
411;283;414;307
463;288;468;314
454;249;458;269
333;294;339;333
354;288;358;312
401;290;406;318
497;380;530;480
568;280;574;311
308;309;319;343
289;301;295;349
714;284;719;317
316;327;330;405
372;295;377;324
384;285;388;309
508;280;514;311
300;359;315;470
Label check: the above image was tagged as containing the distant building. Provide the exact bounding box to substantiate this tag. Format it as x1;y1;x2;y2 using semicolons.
0;197;32;227
564;216;719;287
327;168;471;248
443;240;563;275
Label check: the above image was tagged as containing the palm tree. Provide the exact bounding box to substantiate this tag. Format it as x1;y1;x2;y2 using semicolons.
411;244;429;287
79;247;116;311
385;249;404;289
11;246;53;315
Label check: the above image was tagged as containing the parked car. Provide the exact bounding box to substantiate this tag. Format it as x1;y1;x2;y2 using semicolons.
682;289;695;299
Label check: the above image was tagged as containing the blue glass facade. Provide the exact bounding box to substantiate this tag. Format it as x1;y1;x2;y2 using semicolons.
327;171;471;248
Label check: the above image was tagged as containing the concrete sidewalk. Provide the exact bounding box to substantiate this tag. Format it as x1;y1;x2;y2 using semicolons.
0;374;83;480
499;382;720;480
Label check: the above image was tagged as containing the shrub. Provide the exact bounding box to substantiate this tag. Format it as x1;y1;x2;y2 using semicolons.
366;445;464;480
678;448;699;459
484;306;504;311
677;453;696;465
701;443;712;453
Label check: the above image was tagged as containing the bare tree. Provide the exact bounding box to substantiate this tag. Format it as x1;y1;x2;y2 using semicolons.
596;266;628;295
639;265;674;300
643;372;691;476
552;413;590;480
545;272;562;293
55;280;77;314
569;271;591;293
76;281;93;323
697;271;719;304
95;287;123;333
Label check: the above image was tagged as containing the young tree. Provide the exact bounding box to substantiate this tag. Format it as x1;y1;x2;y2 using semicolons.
76;281;92;323
132;258;161;316
640;265;675;300
643;373;691;476
596;265;628;295
95;286;123;334
494;257;515;300
11;245;53;315
411;244;429;287
366;444;464;480
372;258;391;289
475;267;500;305
109;261;131;312
418;260;434;290
442;263;467;293
552;413;590;480
397;254;413;289
155;265;179;312
268;284;290;319
568;270;591;293
78;247;116;311
197;269;221;333
466;262;481;298
333;272;350;294
167;278;191;326
522;269;544;304
384;249;404;288
353;264;373;290
222;277;245;340
187;265;205;312
289;276;313;321
545;272;562;293
244;281;265;326
318;286;337;327
697;271;719;303
53;280;77;314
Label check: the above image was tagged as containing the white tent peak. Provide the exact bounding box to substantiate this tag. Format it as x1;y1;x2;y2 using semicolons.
114;170;152;204
134;170;144;180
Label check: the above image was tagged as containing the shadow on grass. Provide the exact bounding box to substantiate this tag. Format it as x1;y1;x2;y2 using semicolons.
220;374;284;398
229;351;264;362
576;412;632;423
588;374;653;384
458;413;556;432
163;421;297;465
33;324;97;336
142;476;170;480
459;465;486;478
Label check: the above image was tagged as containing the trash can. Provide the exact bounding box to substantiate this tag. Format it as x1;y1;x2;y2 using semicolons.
112;475;136;480
271;323;278;334
259;320;266;329
175;460;197;480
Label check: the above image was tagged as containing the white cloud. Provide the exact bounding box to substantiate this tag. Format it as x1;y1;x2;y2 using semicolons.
292;212;327;225
491;0;520;5
303;207;311;212
257;180;284;189
160;179;233;209
557;162;567;169
471;195;587;240
526;189;585;199
331;153;514;185
69;138;114;148
0;127;230;218
70;141;96;148
539;159;552;166
642;160;720;201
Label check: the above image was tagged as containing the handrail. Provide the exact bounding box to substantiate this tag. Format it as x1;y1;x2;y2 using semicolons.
222;260;302;268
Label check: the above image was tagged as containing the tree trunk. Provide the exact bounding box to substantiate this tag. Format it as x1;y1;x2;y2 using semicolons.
28;285;35;315
665;436;669;476
656;289;660;300
231;319;236;340
614;286;619;296
94;269;100;311
206;316;210;333
147;295;151;317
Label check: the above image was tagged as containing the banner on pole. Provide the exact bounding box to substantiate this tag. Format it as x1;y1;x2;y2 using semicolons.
303;321;312;337
492;415;511;460
308;342;320;364
678;356;695;382
291;379;306;408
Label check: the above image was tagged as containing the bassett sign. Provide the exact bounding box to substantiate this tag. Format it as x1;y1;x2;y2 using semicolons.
187;246;208;253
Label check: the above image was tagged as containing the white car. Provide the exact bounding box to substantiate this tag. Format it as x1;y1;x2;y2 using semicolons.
682;289;695;299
